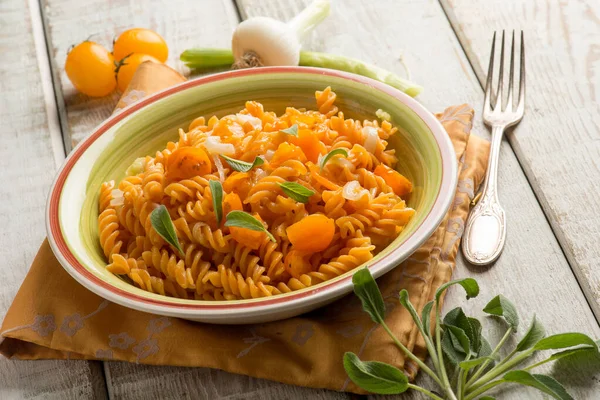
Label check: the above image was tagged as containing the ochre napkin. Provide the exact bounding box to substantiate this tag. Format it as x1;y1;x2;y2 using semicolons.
0;62;489;393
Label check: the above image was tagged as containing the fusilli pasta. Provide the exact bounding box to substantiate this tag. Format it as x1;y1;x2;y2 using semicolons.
98;87;415;300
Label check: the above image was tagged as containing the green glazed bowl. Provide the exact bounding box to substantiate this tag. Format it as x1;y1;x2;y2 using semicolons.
47;67;457;324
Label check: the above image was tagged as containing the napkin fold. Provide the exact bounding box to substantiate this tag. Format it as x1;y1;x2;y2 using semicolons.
0;62;489;394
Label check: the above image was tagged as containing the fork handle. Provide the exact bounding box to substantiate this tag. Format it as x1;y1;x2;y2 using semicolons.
462;125;507;265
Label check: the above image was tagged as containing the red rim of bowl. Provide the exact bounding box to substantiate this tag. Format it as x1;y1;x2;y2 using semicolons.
46;66;457;315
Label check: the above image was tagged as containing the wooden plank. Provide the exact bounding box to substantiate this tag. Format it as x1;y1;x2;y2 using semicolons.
0;0;106;398
235;0;600;399
105;364;348;400
440;0;600;319
41;0;346;398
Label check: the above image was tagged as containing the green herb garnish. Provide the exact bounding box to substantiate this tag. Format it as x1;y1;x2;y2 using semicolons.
224;210;275;242
209;180;223;225
221;155;264;172
278;182;315;203
279;124;298;136
319;148;348;170
344;267;599;399
150;205;183;254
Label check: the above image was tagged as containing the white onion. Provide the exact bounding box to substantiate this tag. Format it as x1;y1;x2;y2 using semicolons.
342;180;370;201
362;126;378;153
253;168;267;182
212;155;225;182
109;198;124;207
109;188;124;207
333;156;355;170
204;136;235;155
236;113;262;130
264;150;275;161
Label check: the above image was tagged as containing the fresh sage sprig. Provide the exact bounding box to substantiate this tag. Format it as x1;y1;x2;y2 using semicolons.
279;124;299;136
319;148;348;170
224;210;275;242
279;181;315;203
150;205;184;254
209;180;223;225
344;267;599;400
221;155;264;172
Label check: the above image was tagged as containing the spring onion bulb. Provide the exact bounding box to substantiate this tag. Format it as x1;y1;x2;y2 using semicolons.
180;49;423;97
232;0;331;67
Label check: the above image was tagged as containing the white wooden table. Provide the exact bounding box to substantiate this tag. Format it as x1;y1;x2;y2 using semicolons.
1;0;599;398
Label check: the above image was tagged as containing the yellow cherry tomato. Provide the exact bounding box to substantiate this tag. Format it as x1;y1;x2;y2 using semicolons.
113;28;168;62
65;41;116;97
116;53;160;92
165;147;212;181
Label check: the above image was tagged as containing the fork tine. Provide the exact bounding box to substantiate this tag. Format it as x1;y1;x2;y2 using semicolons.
506;30;515;111
517;31;526;114
484;31;496;114
494;30;505;111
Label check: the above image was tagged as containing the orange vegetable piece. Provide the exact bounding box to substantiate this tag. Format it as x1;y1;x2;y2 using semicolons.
286;214;335;252
290;129;326;163
270;143;307;166
230;213;267;250
374;164;413;196
223;192;243;215
284;250;313;279
223;172;252;199
165;147;211;180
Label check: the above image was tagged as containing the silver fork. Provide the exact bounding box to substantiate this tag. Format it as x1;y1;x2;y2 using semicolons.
462;30;526;266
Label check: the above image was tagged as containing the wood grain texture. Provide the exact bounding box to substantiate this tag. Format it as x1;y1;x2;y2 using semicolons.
237;0;600;398
0;0;106;398
105;364;348;400
40;0;240;149
440;0;600;320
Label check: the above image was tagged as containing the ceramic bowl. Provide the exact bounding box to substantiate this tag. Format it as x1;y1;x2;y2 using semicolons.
46;67;457;324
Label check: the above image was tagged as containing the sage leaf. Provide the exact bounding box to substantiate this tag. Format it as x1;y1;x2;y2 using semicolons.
352;268;385;324
221;155;264;172
279;124;298;136
502;370;573;400
534;333;598;351
209;180;223;225
343;352;408;395
224;210;275;242
279;182;315;203
444;308;475;347
435;278;479;303
516;315;546;351
421;301;434;338
445;325;471;356
442;329;467;365
484;294;519;330
535;345;597;366
399;289;426;332
479;336;494;358
443;308;483;355
459;356;494;371
319;148;348;170
468;317;483;354
150;205;184;254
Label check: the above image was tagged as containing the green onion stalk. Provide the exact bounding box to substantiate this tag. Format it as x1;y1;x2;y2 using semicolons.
180;48;423;97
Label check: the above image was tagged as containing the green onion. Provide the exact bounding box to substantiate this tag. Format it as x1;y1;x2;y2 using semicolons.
179;48;423;97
